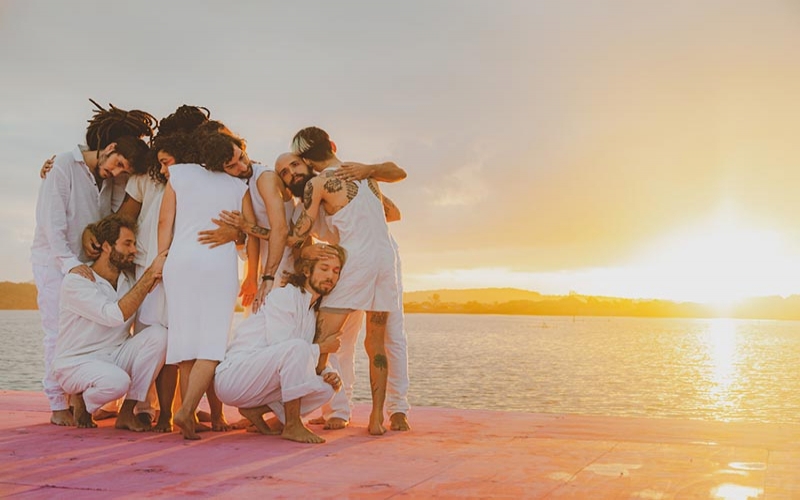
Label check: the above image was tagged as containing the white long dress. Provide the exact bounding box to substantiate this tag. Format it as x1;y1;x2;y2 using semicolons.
163;164;247;364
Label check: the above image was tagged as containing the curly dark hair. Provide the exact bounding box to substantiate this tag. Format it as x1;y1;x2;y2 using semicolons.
195;130;245;173
89;213;138;249
85;99;156;150
157;105;210;137
147;132;194;184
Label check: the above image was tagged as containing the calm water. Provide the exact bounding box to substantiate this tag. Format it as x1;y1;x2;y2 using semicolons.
3;311;799;424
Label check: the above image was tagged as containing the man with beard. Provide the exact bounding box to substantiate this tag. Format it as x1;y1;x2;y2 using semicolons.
274;152;411;432
51;214;168;432
214;243;346;444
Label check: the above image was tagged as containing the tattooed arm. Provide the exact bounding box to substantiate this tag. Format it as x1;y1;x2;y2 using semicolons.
383;195;401;223
287;176;324;249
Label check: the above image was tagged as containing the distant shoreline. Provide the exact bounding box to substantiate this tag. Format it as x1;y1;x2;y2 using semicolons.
5;282;800;321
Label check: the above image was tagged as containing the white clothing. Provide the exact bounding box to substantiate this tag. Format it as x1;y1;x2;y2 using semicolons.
215;285;334;421
322;236;411;420
31;146;121;273
126;175;168;328
248;164;298;281
319;175;400;312
163;164;247;364
52;271;167;414
30;146;125;411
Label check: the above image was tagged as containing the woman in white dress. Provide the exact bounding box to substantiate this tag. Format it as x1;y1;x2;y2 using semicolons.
158;130;258;439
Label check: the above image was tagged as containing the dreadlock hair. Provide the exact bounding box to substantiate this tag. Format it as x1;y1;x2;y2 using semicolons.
194;129;246;172
285;243;347;292
84;99;156;150
147;132;193;184
157;105;210;137
291;126;334;162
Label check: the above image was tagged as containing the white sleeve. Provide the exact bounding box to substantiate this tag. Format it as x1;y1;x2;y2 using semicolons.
60;275;125;328
42;164;83;274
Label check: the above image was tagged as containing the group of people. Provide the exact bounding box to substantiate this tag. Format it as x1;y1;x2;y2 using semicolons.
31;101;410;443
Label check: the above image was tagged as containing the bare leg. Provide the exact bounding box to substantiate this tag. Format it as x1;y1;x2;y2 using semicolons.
313;311;350;374
50;409;74;426
73;393;97;429
238;405;281;435
115;399;150;432
173;359;218;440
390;412;411;431
206;380;230;431
153;364;178;432
281;399;325;444
365;311;389;435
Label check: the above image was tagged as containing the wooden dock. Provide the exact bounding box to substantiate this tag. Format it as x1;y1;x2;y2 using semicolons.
1;390;798;498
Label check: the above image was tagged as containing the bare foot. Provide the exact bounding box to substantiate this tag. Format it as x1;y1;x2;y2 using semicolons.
390;412;411;431
281;422;325;444
196;410;212;423
50;409;74;426
152;413;173;433
238;406;279;435
195;421;212;433
368;410;386;436
229;417;251;430
324;417;349;430
173;409;200;440
307;416;326;425
93;408;118;420
211;414;230;432
136;413;154;428
73;396;97;429
115;413;151;432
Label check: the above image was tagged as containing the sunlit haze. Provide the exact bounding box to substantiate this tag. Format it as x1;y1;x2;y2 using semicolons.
2;1;800;305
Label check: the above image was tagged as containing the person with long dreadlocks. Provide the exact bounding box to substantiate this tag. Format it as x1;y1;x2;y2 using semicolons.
30;100;155;426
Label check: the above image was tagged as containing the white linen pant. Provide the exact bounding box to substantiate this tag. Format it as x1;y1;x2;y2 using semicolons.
215;339;334;424
53;325;167;415
322;306;410;421
32;263;68;411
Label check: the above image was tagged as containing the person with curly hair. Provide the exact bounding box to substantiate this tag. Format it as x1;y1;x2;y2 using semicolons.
31;100;155;426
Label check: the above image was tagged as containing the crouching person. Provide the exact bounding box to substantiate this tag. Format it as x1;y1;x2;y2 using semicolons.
215;244;346;444
52;214;168;432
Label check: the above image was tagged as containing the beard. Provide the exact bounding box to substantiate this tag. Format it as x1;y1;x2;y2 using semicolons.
109;247;136;272
308;275;335;296
289;173;313;198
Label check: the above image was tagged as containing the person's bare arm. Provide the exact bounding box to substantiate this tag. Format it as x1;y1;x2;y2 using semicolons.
240;194;259;308
40;155;55;179
116;193;142;221
118;250;167;321
157;181;176;254
287;177;324;249
335;161;407;183
258;172;289;282
382;195;401;223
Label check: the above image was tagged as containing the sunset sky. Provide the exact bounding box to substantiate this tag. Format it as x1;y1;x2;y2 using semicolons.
2;0;799;305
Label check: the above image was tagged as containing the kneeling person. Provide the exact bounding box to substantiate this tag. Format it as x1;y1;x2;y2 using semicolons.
214;244;345;444
52;214;168;431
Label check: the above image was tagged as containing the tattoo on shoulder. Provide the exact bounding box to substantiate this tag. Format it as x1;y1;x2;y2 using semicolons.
346;182;358;201
303;182;314;209
324;177;343;194
367;179;381;199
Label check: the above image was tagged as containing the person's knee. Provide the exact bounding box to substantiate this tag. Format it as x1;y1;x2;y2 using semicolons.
101;370;132;402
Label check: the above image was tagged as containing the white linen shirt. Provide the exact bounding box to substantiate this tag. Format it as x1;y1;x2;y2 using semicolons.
53;271;134;369
125;174;165;268
223;285;323;364
30;146;124;274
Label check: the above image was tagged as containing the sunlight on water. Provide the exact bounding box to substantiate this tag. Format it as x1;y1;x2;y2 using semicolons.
4;311;800;423
702;318;741;416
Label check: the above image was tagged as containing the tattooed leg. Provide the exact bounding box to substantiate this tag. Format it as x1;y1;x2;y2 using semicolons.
365;311;389;435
